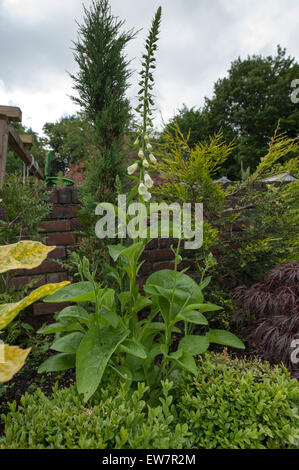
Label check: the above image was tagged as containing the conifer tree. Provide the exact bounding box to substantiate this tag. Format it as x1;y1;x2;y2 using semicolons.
70;0;137;213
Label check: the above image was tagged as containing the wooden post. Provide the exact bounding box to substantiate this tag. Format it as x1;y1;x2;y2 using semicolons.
0;116;9;185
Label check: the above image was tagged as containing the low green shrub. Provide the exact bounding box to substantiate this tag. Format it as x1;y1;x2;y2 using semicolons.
177;352;299;449
1;352;298;449
0;378;190;449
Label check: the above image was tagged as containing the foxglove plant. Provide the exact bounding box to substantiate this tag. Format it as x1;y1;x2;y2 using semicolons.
37;6;245;403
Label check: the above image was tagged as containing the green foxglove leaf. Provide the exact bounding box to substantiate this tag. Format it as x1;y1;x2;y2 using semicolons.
37;322;85;335
176;310;208;325
179;335;210;355
50;332;84;354
144;269;204;310
182;303;223;313
171;350;198;375
118;339;147;359
76;326;129;402
38;353;76;373
56;305;89;325
44;281;95;303
206;329;245;349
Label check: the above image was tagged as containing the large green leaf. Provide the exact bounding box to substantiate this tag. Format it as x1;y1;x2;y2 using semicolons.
37;321;85;335
206;329;245;349
55;305;89;325
0;241;56;274
176;310;208;325
0;281;70;331
38;353;76;373
144;270;204;311
170;350;198;375
76;326;129;402
178;335;210;355
182;303;223;313
50;332;84;353
44;281;95;303
118;339;147;359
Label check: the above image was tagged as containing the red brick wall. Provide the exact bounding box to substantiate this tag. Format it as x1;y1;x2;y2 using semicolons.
10;187;81;322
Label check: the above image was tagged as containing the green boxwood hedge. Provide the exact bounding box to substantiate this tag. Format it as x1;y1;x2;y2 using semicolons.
177;352;299;449
0;352;298;449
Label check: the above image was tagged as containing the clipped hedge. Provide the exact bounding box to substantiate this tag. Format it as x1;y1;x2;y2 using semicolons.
0;379;190;449
0;352;298;449
178;352;299;449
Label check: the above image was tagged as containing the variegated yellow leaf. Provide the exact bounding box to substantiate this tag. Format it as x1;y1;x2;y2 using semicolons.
0;344;31;382
0;281;70;330
0;241;56;274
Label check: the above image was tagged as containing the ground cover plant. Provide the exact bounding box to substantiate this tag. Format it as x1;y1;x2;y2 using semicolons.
1;352;298;449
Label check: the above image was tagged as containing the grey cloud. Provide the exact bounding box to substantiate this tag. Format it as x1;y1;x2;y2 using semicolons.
0;0;298;134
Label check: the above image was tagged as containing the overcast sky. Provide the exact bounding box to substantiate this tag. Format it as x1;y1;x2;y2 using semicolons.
0;0;298;135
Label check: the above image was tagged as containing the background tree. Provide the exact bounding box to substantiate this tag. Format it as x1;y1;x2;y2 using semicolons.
164;104;210;150
43;114;93;175
69;0;137;213
164;46;299;179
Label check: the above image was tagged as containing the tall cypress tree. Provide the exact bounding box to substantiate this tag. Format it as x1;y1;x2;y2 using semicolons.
70;0;137;212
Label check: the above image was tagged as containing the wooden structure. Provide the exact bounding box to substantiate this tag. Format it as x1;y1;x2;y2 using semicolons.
0;105;44;183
